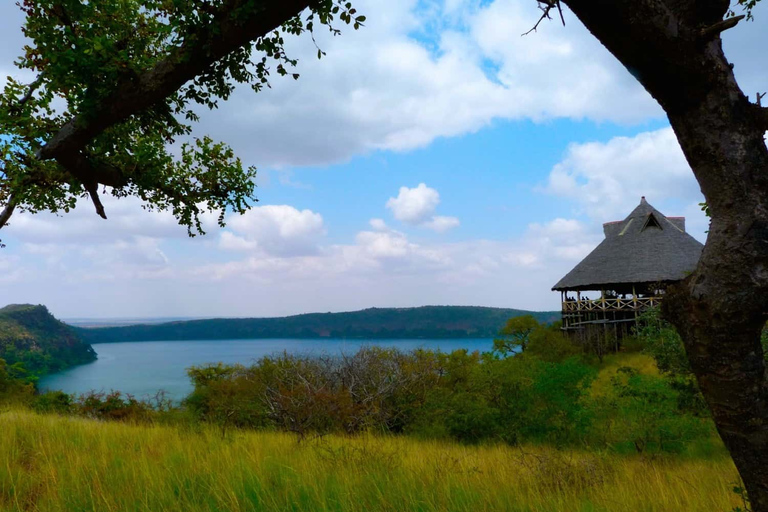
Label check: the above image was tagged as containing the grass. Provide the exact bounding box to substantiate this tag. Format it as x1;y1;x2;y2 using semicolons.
0;409;740;512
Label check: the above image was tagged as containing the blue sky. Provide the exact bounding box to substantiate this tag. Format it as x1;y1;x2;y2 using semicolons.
0;0;765;319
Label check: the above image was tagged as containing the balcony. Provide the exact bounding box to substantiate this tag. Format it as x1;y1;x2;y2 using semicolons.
561;296;662;313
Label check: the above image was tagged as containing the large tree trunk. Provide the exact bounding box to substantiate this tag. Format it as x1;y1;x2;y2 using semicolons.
561;0;768;508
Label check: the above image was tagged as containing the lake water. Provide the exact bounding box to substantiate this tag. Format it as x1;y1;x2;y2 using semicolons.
39;338;493;401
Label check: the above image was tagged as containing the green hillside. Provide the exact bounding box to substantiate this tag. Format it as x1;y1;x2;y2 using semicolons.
77;306;560;343
0;304;96;377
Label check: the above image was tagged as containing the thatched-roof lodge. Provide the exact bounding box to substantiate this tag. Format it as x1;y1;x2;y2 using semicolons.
553;197;703;335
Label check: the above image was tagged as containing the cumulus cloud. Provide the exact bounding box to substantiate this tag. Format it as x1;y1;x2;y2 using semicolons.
387;183;440;224
422;216;461;233
386;183;459;232
368;218;388;231
220;205;326;256
1;1;766;173
0;195;212;283
6;194;218;244
503;218;599;269
545;127;704;223
190;0;668;169
355;229;414;259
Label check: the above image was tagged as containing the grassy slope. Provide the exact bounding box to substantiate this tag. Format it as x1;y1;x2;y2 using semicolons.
0;410;739;512
0;353;740;512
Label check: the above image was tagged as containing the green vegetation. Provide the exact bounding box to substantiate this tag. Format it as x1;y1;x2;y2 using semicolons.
0;308;747;510
0;304;96;383
180;320;716;454
0;409;741;512
76;306;560;343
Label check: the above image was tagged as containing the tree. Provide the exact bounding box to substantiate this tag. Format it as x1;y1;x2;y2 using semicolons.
0;0;365;238
494;314;539;354
546;0;768;507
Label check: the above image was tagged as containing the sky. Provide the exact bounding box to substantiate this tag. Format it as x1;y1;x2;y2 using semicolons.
1;0;766;319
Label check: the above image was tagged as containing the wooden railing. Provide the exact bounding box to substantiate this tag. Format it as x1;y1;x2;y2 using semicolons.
561;296;662;313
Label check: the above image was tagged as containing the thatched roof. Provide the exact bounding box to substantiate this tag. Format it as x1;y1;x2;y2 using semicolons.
552;197;704;291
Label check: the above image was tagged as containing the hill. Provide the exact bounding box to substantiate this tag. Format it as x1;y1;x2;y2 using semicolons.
77;306;560;343
0;304;96;377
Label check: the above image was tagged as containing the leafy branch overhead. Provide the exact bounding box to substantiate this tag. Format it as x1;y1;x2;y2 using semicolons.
0;0;365;235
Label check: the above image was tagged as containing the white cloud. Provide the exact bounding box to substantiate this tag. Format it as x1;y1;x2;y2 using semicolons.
387;183;440;224
6;194;217;244
0;253;26;283
503;218;599;269
355;229;414;259
219;231;258;251
545;127;703;222
1;1;765;173
369;218;388;231
221;205;326;256
192;0;665;169
422;215;460;232
386;183;459;232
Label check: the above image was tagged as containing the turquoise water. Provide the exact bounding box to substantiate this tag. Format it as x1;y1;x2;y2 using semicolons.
39;338;493;401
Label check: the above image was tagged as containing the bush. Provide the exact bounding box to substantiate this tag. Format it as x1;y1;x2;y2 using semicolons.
75;391;154;423
33;390;73;414
527;327;581;363
590;367;712;453
178;343;713;451
0;358;34;404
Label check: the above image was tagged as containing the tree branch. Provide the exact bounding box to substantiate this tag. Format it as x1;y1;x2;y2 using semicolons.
10;73;46;114
699;14;744;40
55;151;110;219
522;0;565;36
37;0;311;162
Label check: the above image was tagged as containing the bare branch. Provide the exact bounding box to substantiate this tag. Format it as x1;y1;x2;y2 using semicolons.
757;92;766;107
522;0;565;36
9;73;46;114
55;151;111;219
85;184;107;219
522;0;561;36
699;14;745;41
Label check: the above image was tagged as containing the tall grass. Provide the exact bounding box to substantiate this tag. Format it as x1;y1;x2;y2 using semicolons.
0;409;739;512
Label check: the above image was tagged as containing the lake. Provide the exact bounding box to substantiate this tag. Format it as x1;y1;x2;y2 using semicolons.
39;338;494;401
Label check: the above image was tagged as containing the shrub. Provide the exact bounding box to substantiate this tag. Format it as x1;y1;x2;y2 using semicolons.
75;391;154;423
33;390;73;414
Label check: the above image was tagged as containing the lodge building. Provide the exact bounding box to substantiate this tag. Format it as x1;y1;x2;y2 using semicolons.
552;197;703;337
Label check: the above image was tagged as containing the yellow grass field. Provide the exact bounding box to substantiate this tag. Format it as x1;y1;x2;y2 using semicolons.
0;409;741;512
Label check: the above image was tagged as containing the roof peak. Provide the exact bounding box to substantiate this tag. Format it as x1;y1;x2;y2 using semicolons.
552;195;703;291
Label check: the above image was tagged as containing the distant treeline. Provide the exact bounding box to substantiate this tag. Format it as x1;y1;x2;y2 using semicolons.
76;306;560;344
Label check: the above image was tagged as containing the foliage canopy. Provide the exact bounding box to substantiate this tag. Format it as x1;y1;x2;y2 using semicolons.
0;0;365;236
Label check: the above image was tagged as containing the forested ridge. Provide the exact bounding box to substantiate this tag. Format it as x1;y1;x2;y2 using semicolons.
0;304;96;380
76;306;560;343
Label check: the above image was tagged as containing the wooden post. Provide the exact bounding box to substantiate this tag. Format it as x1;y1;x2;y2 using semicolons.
561;291;567;330
577;291;582;329
632;284;639;331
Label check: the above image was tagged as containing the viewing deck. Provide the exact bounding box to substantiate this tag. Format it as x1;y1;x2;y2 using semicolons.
560;295;662;331
561;296;662;313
